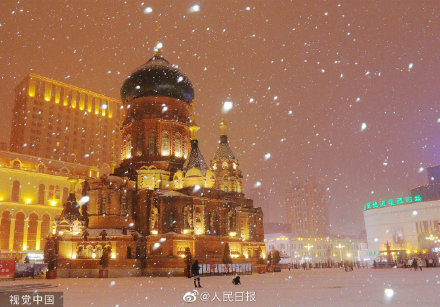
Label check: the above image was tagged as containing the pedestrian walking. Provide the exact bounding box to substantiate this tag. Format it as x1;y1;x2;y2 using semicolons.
192;260;202;288
417;258;423;271
412;258;418;271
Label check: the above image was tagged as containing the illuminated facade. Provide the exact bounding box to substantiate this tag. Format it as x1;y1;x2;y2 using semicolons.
54;52;265;277
10;73;122;165
285;181;329;237
364;197;440;260
265;233;366;265
0;150;98;260
364;166;440;261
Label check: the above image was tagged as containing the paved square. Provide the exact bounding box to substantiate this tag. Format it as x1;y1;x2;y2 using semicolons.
1;268;439;306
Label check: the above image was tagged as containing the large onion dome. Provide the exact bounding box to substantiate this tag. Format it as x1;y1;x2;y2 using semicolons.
120;55;194;103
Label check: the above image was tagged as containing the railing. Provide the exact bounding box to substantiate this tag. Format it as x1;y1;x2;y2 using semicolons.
197;263;252;276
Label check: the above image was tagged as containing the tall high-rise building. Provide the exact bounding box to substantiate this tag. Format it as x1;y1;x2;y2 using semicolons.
286;181;329;237
10;73;122;165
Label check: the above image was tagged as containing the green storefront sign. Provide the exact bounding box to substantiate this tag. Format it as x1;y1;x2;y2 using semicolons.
363;195;422;211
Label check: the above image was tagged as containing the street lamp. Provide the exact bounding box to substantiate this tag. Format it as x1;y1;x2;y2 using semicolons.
336;244;345;262
305;244;313;265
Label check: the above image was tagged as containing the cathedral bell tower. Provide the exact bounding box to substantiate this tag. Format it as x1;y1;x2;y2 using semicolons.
211;118;243;193
114;50;195;189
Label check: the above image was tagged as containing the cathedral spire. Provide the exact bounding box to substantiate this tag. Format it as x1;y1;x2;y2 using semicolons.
189;100;199;140
153;22;163;57
220;117;227;136
214;118;235;160
183;99;208;172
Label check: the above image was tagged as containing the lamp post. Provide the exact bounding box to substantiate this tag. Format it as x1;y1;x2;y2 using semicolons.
305;243;313;265
336;244;345;262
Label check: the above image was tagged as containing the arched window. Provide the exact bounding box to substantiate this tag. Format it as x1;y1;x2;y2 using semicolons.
136;134;143;156
14;212;25;251
87;245;93;258
183;137;187;159
0;211;11;250
48;185;55;200
12;181;20;202
27;214;38;250
55;186;60;200
77;246;84;258
231;180;237;192
40;214;50;249
38;164;45;173
148;132;156;155
174;134;181;157
161;132;170;156
96;245;103;258
124;135;132;159
38;184;45;205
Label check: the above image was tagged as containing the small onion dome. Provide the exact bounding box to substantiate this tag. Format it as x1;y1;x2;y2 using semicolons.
120;55;194;104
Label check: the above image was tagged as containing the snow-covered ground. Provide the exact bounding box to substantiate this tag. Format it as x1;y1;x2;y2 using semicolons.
1;268;440;306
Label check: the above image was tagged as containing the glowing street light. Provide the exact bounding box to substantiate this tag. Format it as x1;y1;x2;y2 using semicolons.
336;244;345;261
305;244;313;262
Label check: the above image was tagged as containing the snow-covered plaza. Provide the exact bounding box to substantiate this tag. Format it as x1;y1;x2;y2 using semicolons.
1;268;440;306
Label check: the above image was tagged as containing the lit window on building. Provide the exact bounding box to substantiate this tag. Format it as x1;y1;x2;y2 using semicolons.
161;132;170;156
174;134;181;157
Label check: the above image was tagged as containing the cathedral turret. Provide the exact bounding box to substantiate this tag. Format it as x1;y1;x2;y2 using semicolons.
176;119;215;189
211;119;243;193
183;122;208;173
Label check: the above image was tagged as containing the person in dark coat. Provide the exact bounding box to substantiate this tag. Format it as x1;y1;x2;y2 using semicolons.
232;275;241;285
192;260;202;288
412;257;418;271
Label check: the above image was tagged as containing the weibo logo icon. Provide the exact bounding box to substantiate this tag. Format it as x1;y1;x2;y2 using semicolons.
182;290;198;303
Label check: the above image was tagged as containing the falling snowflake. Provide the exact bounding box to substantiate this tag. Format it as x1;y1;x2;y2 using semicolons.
189;4;200;12
155;42;163;51
361;123;367;131
222;101;233;113
384;288;394;298
264;153;271;160
143;7;153;14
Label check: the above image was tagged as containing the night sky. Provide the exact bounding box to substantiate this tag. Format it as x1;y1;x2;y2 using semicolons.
1;1;440;236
